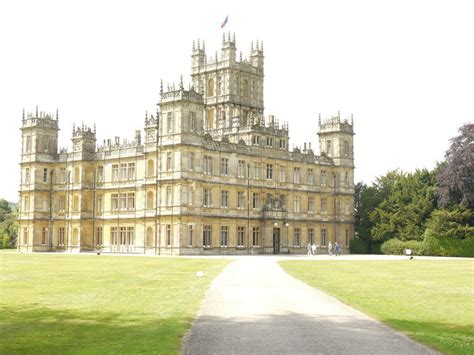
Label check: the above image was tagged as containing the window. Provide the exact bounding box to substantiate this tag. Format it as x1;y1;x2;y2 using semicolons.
203;156;212;175
127;193;135;210
266;137;273;147
308;197;315;213
43;136;49;152
112;164;119;181
237;227;245;247
221;158;229;175
220;226;228;247
207;79;214;97
221;190;229;208
166;187;172;206
253;163;260;180
111;194;119;211
237;160;245;178
59;227;65;246
345;229;349;246
308;169;314;185
74;167;80;183
120;164;127;180
41;197;48;211
167;112;173;133
73;196;79;212
59;168;66;184
252;135;260;145
188;225;194;246
326;140;332;156
243;79;249;97
308;228;314;244
147;160;154;177
294;196;301;212
252;227;260;246
166;152;172;171
293;167;300;184
344;140;350;156
24;168;30;184
189;112;195;131
203;226;212;247
166;225;171;246
97;166;104;182
43;168;48;183
237;191;245;209
294;228;301;246
344;172;349;187
320;171;327;187
128;163;135;180
120;193;127;210
279;167;286;183
26;136;31;153
321;198;328;213
23;228;28;246
204;188;212;207
279;139;286;149
252;193;260;209
188;187;194;205
59;195;66;212
189;152;195;171
321;229;327;246
266;164;273;180
41;227;47;245
96;227;103;246
147;191;154;209
95;194;102;212
111;227;118;246
23;196;29;212
345;200;351;215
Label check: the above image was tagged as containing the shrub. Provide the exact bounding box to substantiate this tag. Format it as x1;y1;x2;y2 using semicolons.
381;238;426;255
2;233;11;249
423;229;474;257
349;238;369;254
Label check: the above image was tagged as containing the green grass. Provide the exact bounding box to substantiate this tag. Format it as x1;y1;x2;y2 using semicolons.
0;252;229;354
279;260;474;354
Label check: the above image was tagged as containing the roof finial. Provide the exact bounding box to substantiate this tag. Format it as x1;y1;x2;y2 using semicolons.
227;31;231;43
318;113;321;126
239;51;242;62
35;105;38;118
202;40;205;51
72;123;75;134
351;114;354;126
232;32;235;43
337;110;340;119
160;79;163;95
197;39;200;50
93;123;96;134
260;41;264;51
22;108;25;121
222;32;225;45
251;41;253;51
56;108;59;121
192;40;195;51
179;75;184;90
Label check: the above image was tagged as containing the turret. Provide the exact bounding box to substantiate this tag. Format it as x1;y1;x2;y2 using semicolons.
318;112;354;167
221;32;236;64
71;123;96;160
191;39;206;73
250;40;264;71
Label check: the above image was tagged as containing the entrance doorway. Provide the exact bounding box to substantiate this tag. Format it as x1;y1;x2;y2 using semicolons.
273;228;281;254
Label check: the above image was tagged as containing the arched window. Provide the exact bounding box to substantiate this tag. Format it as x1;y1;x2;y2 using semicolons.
72;228;79;246
146;227;154;247
73;196;80;212
147;191;154;209
74;167;80;183
147;159;154;177
207;79;214;97
243;79;249;97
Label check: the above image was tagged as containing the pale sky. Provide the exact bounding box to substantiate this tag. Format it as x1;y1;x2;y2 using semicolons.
1;0;473;202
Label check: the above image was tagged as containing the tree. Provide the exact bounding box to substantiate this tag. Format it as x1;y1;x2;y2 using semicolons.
2;233;11;249
426;206;474;240
0;198;11;223
436;123;474;209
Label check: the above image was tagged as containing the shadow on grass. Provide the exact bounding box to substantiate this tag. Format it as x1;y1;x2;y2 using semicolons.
183;312;448;355
0;305;192;354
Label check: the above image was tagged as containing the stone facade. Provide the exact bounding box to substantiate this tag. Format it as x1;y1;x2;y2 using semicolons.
18;33;355;255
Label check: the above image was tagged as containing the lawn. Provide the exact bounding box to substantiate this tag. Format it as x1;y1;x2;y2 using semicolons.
279;259;474;354
0;252;229;354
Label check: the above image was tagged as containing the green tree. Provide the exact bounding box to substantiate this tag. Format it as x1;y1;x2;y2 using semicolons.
426;206;474;240
370;169;436;242
2;233;11;249
0;198;12;223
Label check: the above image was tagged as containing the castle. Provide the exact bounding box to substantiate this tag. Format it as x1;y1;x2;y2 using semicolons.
18;33;355;255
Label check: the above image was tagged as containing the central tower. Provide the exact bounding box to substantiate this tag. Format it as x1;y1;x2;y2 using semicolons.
191;32;264;133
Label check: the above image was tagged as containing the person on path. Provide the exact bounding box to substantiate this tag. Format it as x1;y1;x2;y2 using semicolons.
311;243;317;255
335;242;341;256
328;241;333;256
307;243;312;255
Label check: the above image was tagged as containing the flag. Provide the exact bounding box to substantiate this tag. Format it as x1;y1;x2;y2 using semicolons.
220;15;228;29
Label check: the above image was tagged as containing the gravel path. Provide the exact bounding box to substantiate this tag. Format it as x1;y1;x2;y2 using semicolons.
183;257;438;354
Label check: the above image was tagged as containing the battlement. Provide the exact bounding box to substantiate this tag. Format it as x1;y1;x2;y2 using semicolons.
21;107;58;130
72;123;96;138
318;112;354;134
160;77;203;104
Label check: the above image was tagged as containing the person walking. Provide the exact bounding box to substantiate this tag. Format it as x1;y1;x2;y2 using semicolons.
328;241;333;256
307;242;312;256
311;243;317;255
335;242;341;256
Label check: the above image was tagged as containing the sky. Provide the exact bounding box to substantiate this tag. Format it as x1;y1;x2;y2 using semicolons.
0;0;473;202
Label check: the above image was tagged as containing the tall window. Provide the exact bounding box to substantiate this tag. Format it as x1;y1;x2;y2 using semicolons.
279;139;286;149
308;197;315;213
344;172;349;187
266;164;273;180
221;190;229;208
221;158;229;175
294;196;301;212
147;159;155;177
96;227;103;246
97;166;104;182
167;112;173;133
59;196;66;212
188;225;194;246
237;191;245;209
23;228;28;246
166;187;172;206
96;195;102;212
112;164;119;181
43;168;48;183
118;164;126;180
111;194;119;211
252;135;260;146
345;229;349;246
166;225;171;246
237;227;245;247
59;227;65;246
243;79;249;97
188;188;194;205
293;167;300;184
321;229;327;246
253;163;260;179
189;152;195;171
207;79;214;97
344;140;350;156
189;112;195;131
128;163;135;180
237;160;245;178
308;228;314;244
111;227;118;246
41;227;47;245
23;196;29;212
147;191;154;209
203;226;212;247
220;226;228;247
203;156;212;175
321;198;328;214
252;227;260;246
326;140;332;156
166;152;172;171
266;137;273;147
26;136;31;153
252;193;260;209
120;193;127;210
279;167;286;183
127;193;135;210
294;228;301;246
308;169;314;185
320;171;327;186
204;188;212;207
59;168;66;184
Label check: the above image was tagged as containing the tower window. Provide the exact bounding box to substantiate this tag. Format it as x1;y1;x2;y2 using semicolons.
326;140;332;156
25;136;31;153
207;79;214;97
189;112;195;131
167;112;173;133
243;79;249;97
